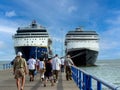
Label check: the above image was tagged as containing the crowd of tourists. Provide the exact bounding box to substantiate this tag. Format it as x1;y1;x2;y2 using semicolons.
12;51;74;90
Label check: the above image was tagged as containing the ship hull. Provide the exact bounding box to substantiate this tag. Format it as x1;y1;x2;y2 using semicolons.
67;49;98;66
14;46;49;61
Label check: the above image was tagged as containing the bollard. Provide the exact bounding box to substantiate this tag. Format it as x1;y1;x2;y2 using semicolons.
2;63;12;70
3;64;5;70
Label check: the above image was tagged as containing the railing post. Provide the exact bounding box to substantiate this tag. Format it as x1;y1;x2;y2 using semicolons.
87;75;92;90
84;73;91;90
77;69;79;87
74;67;77;84
2;63;12;70
97;81;101;90
79;70;82;89
7;64;8;69
83;73;87;90
3;64;5;70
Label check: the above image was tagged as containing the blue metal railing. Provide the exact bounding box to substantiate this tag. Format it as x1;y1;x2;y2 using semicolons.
3;63;12;70
71;66;119;90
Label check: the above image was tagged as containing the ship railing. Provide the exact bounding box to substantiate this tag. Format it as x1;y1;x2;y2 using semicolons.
71;66;119;90
3;63;12;70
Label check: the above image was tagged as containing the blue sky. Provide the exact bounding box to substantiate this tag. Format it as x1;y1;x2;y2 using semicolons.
0;0;120;61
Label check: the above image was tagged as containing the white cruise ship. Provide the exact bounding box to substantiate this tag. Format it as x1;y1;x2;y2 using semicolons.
12;20;52;60
65;27;99;66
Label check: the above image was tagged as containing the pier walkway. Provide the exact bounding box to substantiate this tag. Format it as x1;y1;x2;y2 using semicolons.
0;69;79;90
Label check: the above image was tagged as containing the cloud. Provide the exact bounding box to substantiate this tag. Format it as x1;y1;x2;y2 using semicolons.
0;41;5;48
0;19;19;34
0;25;16;34
5;10;17;17
98;10;120;59
52;37;63;43
68;6;77;13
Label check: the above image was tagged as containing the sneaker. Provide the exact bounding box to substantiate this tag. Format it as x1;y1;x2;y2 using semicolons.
54;79;56;83
44;84;46;87
41;78;44;81
21;87;23;90
56;80;58;83
70;78;72;80
51;83;54;86
30;78;31;82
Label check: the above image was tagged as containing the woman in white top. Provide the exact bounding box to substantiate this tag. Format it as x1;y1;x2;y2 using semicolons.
39;57;45;81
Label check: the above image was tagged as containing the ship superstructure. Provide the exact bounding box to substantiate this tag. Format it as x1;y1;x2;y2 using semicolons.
13;20;52;60
65;27;99;66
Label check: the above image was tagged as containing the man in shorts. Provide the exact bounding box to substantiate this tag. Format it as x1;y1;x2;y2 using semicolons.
27;56;36;81
13;52;28;90
52;54;61;83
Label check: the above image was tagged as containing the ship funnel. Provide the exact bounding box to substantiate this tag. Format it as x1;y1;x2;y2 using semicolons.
31;20;37;27
76;26;83;31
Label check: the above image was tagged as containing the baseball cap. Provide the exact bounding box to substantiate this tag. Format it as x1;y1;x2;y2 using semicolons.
17;52;22;56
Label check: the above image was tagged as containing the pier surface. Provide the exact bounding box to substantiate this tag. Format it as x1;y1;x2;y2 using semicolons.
0;69;79;90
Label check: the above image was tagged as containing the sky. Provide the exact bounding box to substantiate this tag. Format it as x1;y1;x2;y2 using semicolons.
0;0;120;61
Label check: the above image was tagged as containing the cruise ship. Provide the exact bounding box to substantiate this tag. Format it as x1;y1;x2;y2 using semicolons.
12;20;52;60
65;27;99;66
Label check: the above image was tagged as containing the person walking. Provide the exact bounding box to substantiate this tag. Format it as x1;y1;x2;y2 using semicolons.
13;52;28;90
39;57;45;81
60;57;65;72
52;54;61;83
27;56;36;82
36;59;39;72
64;55;74;81
44;57;54;87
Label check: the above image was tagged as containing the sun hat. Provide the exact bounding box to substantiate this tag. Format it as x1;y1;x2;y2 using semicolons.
17;52;22;56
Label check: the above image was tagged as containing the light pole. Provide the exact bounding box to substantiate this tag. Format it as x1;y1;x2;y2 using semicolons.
61;28;64;57
35;47;38;59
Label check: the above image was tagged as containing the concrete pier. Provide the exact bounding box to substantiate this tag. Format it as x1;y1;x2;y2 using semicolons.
0;69;79;90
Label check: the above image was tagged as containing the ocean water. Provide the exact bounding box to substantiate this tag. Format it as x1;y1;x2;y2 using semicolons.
80;60;120;87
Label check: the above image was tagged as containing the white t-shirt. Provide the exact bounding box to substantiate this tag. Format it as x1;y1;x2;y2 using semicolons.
39;61;45;69
27;58;36;70
61;58;65;65
52;57;61;70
